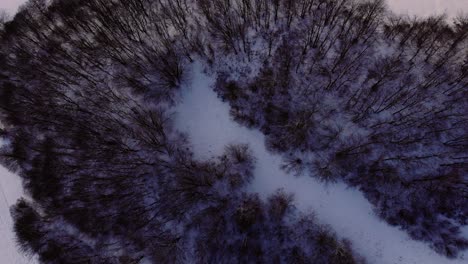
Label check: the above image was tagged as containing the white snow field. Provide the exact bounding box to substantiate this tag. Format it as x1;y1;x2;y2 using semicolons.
0;0;27;17
387;0;468;18
174;61;468;264
0;140;35;264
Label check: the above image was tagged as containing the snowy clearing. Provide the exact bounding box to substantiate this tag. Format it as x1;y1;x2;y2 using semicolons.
174;61;468;264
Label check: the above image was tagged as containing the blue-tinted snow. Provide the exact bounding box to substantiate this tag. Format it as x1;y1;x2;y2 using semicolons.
174;61;468;264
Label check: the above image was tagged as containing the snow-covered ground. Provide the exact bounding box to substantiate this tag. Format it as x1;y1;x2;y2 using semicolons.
0;139;35;264
0;0;27;17
0;1;466;263
174;62;468;264
387;0;468;18
2;0;466;18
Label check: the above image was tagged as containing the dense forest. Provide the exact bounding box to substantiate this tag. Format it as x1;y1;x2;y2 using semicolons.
0;0;466;263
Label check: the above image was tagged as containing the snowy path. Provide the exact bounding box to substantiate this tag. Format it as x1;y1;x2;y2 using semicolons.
174;62;468;264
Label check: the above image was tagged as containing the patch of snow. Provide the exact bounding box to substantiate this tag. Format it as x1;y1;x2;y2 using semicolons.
0;0;27;17
0;159;36;263
173;61;468;264
386;0;468;18
461;226;468;240
0;137;37;263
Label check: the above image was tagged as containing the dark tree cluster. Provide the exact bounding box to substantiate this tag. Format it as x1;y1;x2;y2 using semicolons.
0;0;366;263
208;0;468;257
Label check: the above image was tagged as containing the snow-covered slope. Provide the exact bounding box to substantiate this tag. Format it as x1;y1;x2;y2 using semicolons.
174;61;468;264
